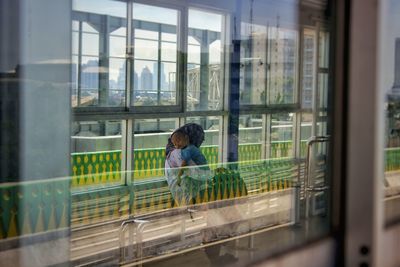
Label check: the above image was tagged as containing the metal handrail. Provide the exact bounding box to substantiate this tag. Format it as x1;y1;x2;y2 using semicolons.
304;136;330;218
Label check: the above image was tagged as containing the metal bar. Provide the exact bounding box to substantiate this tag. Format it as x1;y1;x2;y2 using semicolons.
304;135;329;218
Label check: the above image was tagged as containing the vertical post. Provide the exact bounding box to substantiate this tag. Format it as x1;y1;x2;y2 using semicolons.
347;1;383;265
99;15;110;106
200;30;210;110
227;37;240;165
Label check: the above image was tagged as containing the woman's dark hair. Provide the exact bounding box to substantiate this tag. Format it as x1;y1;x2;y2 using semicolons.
166;123;205;156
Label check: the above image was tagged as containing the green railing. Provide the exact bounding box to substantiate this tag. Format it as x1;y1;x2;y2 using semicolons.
385;147;400;171
70;141;310;188
0;179;69;239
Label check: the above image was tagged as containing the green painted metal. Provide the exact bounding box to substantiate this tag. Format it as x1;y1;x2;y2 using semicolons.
71;150;122;187
0;179;69;239
70;141;310;188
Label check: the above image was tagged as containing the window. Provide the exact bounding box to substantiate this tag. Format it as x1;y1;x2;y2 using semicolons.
71;120;123;189
69;1;333;266
131;4;179;107
72;0;127;107
187;9;224;111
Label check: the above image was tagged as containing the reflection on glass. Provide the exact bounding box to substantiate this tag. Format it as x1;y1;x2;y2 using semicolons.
240;24;267;105
71;120;123;189
132;3;178;106
132;118;179;189
66;1;333;266
302;29;316;109
187;9;223;111
185;116;220;166
300;113;313;157
239;115;263;161
382;2;400;224
268;27;298;105
270;113;294;158
72;0;127;107
319;31;330;69
318;73;329;109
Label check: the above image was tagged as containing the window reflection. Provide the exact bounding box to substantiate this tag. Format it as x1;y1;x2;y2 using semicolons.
131;4;178;107
270;113;294;158
71;120;123;189
187;9;224;111
302;29;316;109
72;0;127;107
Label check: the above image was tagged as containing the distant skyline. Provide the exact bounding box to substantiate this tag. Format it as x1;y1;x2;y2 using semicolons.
72;2;223;82
75;59;176;91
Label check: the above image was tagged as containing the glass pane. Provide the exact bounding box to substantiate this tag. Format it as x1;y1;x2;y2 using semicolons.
302;29;316;109
132;3;178;107
381;2;400;224
109;58;126;105
270;113;294;158
72;20;79;31
240;24;267;105
71;55;79;107
133;60;158;106
82;33;99;56
187;9;223;111
188;43;201;64
318;73;329;109
71;120;123;190
73;0;126;18
72;31;79;55
72;0;127;107
160;62;177;105
65;1;334;266
82;22;97;33
319;31;330;68
132;119;179;214
239;115;263;162
300;113;313;157
134;39;158;60
133;3;178;26
111;26;126;36
80;56;99;106
162;32;176;42
185;116;221;167
135;29;158;40
268;28;298;105
110;35;126;57
161;41;177;62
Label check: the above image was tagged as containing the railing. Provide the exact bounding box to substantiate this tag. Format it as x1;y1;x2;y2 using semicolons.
71;141;306;188
0;179;70;239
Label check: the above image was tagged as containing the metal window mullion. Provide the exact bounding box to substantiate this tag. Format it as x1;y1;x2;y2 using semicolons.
294;28;302;105
261;114;268;160
294;112;302;159
311;27;318;137
179;7;188;112
122;119;133;185
124;1;133;186
77;21;83;106
221;14;232;164
298;26;305;110
157;25;162;105
265;114;271;159
127;1;134;109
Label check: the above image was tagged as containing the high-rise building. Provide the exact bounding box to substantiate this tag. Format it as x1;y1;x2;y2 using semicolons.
140;66;153;90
